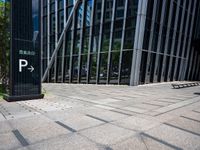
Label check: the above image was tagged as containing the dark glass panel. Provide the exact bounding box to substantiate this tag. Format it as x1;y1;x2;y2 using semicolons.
58;0;64;10
89;54;97;83
65;30;72;56
149;53;156;83
64;56;70;82
120;50;132;84
101;24;112;52
73;29;80;54
164;56;170;81
56;56;62;82
139;51;148;84
80;55;88;83
58;9;64;38
170;57;176;81
49;62;55;82
110;52;120;84
175;58;181;80
99;53;108;83
42;59;47;76
91;25;100;53
72;56;78;82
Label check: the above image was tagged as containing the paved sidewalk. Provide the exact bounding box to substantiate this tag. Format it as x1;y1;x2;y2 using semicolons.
0;82;200;150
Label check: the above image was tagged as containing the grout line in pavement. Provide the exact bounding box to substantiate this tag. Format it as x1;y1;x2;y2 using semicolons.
140;132;183;150
0;110;7;119
180;116;200;123
109;109;133;116
59;93;144;115
193;110;200;114
154;99;200;116
153;99;175;104
139;133;149;150
142;102;164;107
12;130;29;147
164;123;200;137
55;121;77;132
86;114;109;123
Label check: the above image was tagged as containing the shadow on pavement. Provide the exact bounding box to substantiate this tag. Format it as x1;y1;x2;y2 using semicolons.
194;93;200;95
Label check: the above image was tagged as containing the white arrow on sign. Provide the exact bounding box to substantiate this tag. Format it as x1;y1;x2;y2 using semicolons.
27;66;34;72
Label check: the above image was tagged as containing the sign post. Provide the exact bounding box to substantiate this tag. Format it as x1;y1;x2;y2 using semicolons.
4;0;44;101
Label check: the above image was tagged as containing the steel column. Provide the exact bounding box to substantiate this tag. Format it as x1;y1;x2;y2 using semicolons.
178;0;193;80
160;0;175;82
78;0;86;83
153;0;167;82
86;0;96;83
167;0;181;81
96;0;106;84
47;0;50;82
173;1;187;80
144;0;158;83
130;0;148;86
107;0;116;84
183;0;199;80
118;0;128;85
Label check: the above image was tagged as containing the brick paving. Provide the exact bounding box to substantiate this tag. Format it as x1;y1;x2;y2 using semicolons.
0;82;200;150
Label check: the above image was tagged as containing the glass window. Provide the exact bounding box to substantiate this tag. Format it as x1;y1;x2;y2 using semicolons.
65;30;72;56
156;54;164;82
64;56;70;82
80;55;88;82
120;50;133;84
139;51;148;84
99;53;108;83
72;56;78;82
56;56;62;82
58;10;64;38
89;54;97;83
110;52;120;84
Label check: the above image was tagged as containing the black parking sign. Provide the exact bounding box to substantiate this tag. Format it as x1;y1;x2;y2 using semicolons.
4;0;44;101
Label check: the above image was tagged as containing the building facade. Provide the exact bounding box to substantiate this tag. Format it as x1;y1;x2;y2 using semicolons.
41;0;200;85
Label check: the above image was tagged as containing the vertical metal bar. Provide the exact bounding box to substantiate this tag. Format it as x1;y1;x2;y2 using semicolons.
96;0;106;84
144;0;158;83
118;0;128;85
106;0;116;84
61;32;66;82
86;0;96;83
130;0;148;86
61;0;67;82
183;0;198;80
173;0;187;80
55;0;58;49
153;0;167;82
160;0;174;82
41;0;44;81
47;0;50;82
167;0;181;81
69;11;76;83
78;0;86;83
178;0;192;80
54;0;58;82
64;0;67;24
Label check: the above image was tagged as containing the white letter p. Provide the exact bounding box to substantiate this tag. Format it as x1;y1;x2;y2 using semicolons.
19;59;28;72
